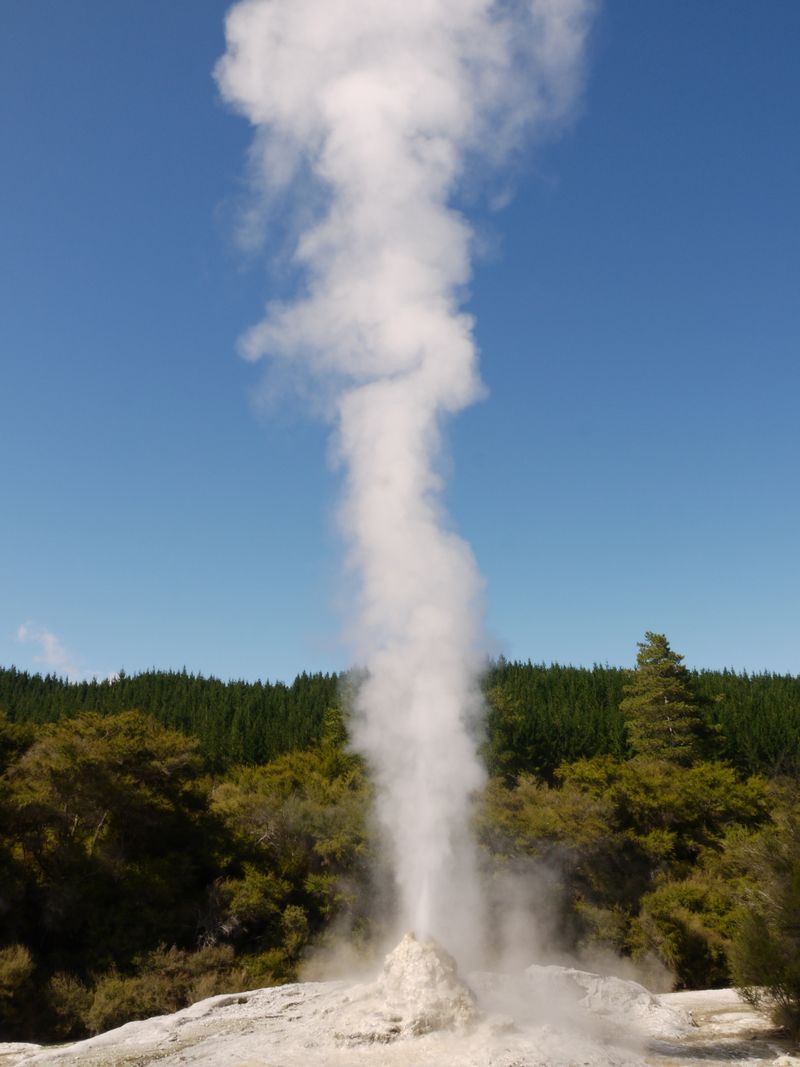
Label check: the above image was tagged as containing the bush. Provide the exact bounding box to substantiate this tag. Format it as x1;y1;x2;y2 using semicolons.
6;711;223;976
633;877;733;989
0;944;35;1037
85;944;245;1035
729;807;800;1040
47;972;93;1040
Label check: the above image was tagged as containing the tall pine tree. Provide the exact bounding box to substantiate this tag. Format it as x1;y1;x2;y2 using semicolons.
620;632;702;763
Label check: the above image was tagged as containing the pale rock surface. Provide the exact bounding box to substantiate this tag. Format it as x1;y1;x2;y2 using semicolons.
2;940;798;1067
524;963;693;1039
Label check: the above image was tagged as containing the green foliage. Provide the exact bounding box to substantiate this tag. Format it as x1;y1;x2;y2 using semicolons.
485;658;800;781
480;755;770;987
484;664;628;782
209;739;370;973
620;633;703;763
6;711;221;974
729;804;800;1039
84;945;245;1036
0;667;339;768
692;670;800;776
46;972;93;1040
46;945;249;1039
0;712;37;774
0;653;798;1042
3;661;800;778
0;700;374;1042
0;944;35;1037
280;904;310;960
634;876;734;989
0;716;30;951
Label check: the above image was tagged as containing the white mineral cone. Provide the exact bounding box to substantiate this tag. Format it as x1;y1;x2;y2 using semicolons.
376;932;480;1035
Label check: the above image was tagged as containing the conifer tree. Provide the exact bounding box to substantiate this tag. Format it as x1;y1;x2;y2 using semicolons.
620;632;702;763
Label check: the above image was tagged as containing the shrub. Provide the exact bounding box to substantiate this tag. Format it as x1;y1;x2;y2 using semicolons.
85;944;245;1035
47;973;93;1040
0;944;35;1037
633;877;733;989
729;807;800;1040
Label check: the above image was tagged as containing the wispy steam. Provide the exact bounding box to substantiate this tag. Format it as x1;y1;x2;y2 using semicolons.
217;0;595;963
16;622;84;681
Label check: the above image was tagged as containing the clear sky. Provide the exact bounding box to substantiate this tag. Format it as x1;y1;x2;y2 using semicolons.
2;1;798;683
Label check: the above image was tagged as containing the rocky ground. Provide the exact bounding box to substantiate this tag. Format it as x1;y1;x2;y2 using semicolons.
1;935;797;1067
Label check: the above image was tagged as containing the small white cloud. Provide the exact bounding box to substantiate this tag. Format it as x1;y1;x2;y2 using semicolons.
16;621;85;682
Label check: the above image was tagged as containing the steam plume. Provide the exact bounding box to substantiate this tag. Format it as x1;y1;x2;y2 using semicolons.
217;0;595;962
17;622;84;682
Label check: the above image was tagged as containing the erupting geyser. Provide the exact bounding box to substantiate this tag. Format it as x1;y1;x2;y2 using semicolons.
216;0;595;965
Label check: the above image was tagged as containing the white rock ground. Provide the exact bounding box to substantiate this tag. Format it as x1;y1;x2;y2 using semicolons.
1;934;797;1067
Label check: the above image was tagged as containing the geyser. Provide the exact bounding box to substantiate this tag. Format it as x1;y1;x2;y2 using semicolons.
378;933;479;1035
216;0;595;964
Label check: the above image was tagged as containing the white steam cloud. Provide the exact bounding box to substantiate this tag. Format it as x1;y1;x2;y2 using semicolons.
16;622;83;682
217;0;595;964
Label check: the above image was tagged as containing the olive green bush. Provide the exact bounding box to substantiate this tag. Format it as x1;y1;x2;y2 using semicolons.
0;944;35;1037
729;805;800;1040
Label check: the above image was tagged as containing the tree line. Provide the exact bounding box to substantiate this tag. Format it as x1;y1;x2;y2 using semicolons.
0;668;338;767
2;658;799;778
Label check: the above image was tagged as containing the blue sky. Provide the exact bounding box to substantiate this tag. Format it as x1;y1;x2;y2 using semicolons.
2;1;798;682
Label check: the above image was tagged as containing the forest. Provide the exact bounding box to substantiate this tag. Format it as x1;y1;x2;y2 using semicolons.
1;635;799;1043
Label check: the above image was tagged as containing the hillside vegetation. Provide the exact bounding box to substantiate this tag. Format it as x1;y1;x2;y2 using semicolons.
2;655;798;776
0;636;798;1043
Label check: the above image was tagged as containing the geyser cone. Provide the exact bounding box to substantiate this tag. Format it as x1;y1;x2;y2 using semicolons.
377;932;480;1035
